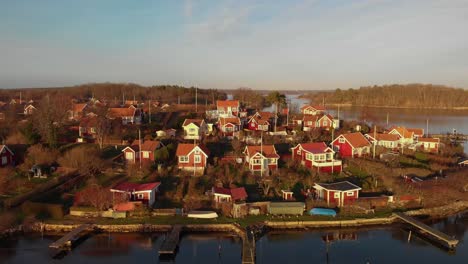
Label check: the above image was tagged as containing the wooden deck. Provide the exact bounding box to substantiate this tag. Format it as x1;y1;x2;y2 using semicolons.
394;212;459;249
49;224;94;250
241;235;255;264
159;225;182;255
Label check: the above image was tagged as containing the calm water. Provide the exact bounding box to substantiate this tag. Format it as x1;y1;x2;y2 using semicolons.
0;212;466;264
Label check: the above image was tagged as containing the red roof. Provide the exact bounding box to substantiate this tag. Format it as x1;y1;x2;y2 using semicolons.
176;143;210;156
297;142;330;154
112;182;160;192
217;100;239;108
72;103;87;112
213;187;247;201
245;145;279;158
108;107;136;118
366;133;400;141
140;140;161;152
407;128;424;137
337;132;371;148
219;117;241;126
418;137;440;143
79;116;98;127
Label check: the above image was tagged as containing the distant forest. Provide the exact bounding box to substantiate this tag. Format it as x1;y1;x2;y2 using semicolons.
0;83;227;105
304;84;468;109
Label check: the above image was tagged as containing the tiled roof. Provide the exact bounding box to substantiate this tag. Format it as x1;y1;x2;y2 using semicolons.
213;187;248;201
407;128;424;136
245;145;279;158
217;100;239;108
418;137;440;143
112;182;161;192
366;133;400;141
314;181;361;191
183;119;204;127
72;103;87;112
108;107;136;118
176;143;209;156
219;117;241;126
298;142;330;154
341;132;371;148
389;126;414;139
141;140;161;152
79;116;98;127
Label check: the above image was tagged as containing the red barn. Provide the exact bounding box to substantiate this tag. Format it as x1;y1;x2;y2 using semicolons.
0;145;14;167
110;182;161;207
313;181;361;207
332;132;371;157
176;143;209;174
291;142;342;173
243;145;279;173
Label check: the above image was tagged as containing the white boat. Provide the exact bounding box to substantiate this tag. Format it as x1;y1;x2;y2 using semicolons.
187;211;218;219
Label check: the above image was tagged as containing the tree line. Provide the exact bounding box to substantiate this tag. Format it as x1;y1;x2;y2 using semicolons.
0;82;226;105
303;84;468;109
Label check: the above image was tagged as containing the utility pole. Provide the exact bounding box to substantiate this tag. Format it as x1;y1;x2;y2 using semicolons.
20;91;22;104
286;101;289;127
373;125;377;159
148;100;151;124
260;131;263;178
386;112;389;127
139;129;142;169
331;128;335;174
195;87;198;113
274;102;278;132
178;95;180;105
426;118;429;136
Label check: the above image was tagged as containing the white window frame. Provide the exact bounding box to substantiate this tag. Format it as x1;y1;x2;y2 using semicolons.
252;158;261;164
334;193;340;198
306;153;313;160
125;152;134;160
297;149;301;155
269;158;276;164
137;193;144;199
179;156;189;163
323;120;328;126
339;137;345;143
194;155;201;163
142;151;149;158
347;191;354;196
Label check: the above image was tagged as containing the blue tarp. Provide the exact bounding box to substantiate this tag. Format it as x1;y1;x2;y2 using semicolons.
309;208;336;217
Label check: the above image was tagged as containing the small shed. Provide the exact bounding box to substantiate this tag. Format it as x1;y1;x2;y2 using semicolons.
268;202;305;216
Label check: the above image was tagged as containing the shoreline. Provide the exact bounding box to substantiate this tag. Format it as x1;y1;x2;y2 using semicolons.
299;101;468;111
16;201;467;235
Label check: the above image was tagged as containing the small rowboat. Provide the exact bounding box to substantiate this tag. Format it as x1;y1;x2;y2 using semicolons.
187;211;218;219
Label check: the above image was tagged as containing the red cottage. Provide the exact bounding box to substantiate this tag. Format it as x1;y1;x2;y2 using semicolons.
110;182;161;207
247;112;274;131
122;140;162;164
212;187;248;204
217;100;240;117
243;145;279;173
69;103;88;120
332;132;371;157
313;181;361;207
291;142;342;173
0;145;14;167
78;116;98;139
218;117;241;138
176;143;210;174
416;137;440;153
303;114;335;131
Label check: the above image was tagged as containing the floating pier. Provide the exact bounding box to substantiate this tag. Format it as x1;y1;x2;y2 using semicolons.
159;225;183;255
49;224;94;251
394;212;459;249
241;234;255;264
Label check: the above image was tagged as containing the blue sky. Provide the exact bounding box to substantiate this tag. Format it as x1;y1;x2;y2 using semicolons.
1;0;468;90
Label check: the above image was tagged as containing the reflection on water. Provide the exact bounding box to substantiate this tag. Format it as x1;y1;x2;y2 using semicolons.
0;213;466;264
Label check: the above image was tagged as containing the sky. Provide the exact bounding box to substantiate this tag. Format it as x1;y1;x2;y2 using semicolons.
1;0;468;90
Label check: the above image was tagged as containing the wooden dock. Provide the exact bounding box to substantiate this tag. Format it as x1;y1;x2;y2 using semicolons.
49;224;94;250
241;235;255;264
394;212;459;249
159;225;183;255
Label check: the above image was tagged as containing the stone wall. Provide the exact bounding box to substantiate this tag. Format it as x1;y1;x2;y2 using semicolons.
265;217;396;229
